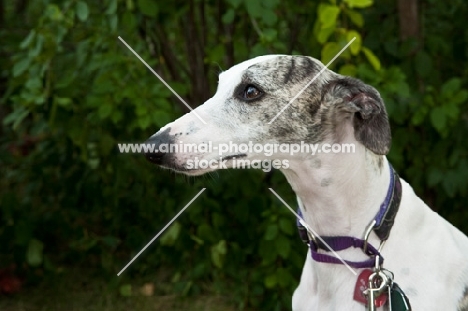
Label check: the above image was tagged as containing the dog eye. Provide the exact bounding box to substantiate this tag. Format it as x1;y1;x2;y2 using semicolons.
242;85;262;100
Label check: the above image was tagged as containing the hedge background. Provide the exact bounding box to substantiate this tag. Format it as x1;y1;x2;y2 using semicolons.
1;0;467;310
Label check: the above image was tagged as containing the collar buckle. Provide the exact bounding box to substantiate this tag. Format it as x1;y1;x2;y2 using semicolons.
297;218;318;247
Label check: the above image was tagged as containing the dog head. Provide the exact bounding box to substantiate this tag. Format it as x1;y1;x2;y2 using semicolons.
144;55;391;175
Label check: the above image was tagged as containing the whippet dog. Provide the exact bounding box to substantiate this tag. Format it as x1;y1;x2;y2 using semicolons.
144;55;468;310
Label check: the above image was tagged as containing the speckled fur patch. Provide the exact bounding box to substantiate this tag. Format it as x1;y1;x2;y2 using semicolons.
458;287;468;311
221;56;392;156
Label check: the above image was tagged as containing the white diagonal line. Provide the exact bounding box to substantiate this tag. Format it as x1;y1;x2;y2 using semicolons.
118;36;207;125
117;188;206;276
268;37;356;124
268;188;357;275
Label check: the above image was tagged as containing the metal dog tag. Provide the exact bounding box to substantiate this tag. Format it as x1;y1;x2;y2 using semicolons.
354;270;388;307
366;286;378;311
364;272;389;311
390;282;412;311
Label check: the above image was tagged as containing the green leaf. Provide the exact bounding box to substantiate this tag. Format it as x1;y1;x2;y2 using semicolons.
160;221;181;246
13;58;31;77
109;14;118;31
415;51;432;78
3;107;30;130
321;42;340;65
119;284;132;297
87;156;99;169
275;268;291;287
262;9;277;26
101;236;120;249
347;30;362;55
190;234;204;245
190;234;205;245
245;0;263;18
211;240;227;268
105;0;118;14
242;41;258;57
428;168;443;187
362;47;381;71
222;9;235;24
55;97;72;107
137;0;158;17
318;4;340;28
262;0;279;9
339;64;357;76
216;240;227;254
126;0;135;10
153;111;172;127
264;274;277;288
344;0;373;8
227;0;242;8
344;8;364;27
442;174;456;197
442;102;459;119
122;12;137;31
259;240;277;264
29;34;44;58
316;25;335;44
207;44;225;63
20;30;36;49
262;28;277;42
76;1;89;22
441;78;461;98
26;77;42;90
197;223;214;241
138;115;151;129
411;100;428;125
27;239;44;267
264;224;278;240
452;90;468;106
46;4;64;21
212;212;225;228
276;235;291;259
430;106;446;132
279;218;293;235
98;103;113;119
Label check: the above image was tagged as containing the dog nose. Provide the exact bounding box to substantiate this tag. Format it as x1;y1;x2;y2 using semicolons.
145;149;165;164
144;128;173;165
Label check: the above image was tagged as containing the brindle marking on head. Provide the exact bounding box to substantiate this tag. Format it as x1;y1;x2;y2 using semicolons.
283;57;296;84
227;56;330;146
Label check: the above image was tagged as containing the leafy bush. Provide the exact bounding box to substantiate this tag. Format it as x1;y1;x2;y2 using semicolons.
1;0;467;310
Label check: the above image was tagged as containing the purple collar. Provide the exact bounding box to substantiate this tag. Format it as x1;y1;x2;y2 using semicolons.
296;163;402;269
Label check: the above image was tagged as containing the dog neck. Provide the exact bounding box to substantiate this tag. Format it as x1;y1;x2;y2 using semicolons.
280;143;390;239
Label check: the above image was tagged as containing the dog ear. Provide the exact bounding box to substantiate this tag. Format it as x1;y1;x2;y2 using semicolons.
323;77;391;155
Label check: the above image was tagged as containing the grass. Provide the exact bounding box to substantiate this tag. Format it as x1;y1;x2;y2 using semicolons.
0;267;239;311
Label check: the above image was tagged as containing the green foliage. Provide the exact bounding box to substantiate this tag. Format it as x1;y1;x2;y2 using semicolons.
1;0;468;310
27;238;44;267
